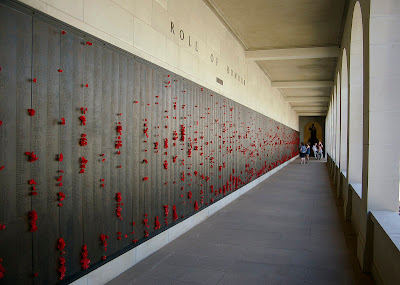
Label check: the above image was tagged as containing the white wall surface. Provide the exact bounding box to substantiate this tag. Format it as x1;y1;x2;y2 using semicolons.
17;0;298;130
368;0;400;211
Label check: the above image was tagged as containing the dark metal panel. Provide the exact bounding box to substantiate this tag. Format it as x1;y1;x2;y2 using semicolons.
181;79;189;217
153;69;163;230
211;91;217;201
217;92;223;200
189;81;195;211
131;59;141;243
81;39;103;264
106;50;119;254
203;88;210;204
137;61;146;239
200;88;212;205
203;88;211;205
89;41;105;262
59;30;84;278
117;54;129;249
191;83;199;209
160;71;171;226
0;4;33;285
0;5;19;285
146;65;155;236
125;57;135;244
151;69;161;233
177;77;185;218
15;9;34;284
193;85;201;206
100;48;114;256
157;69;166;229
186;81;194;215
31;18;60;284
169;73;179;222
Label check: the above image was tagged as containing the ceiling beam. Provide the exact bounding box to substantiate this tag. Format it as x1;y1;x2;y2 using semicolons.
293;105;328;110
245;46;340;61
272;81;333;88
297;112;327;116
291;103;328;108
285;96;330;102
282;92;329;97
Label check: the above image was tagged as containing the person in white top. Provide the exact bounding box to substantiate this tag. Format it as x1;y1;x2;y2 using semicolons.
317;141;324;160
312;143;318;159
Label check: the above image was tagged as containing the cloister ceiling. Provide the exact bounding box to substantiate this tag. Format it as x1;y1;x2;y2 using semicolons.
204;0;348;116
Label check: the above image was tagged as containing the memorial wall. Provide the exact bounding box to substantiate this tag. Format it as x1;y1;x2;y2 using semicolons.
0;2;299;284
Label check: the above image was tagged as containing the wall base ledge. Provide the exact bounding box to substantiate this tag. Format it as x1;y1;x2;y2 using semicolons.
370;211;400;284
371;211;400;251
350;182;362;199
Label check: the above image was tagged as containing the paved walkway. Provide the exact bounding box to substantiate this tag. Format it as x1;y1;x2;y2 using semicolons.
107;158;375;285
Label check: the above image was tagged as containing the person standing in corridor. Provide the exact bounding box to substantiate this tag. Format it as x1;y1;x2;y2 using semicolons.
318;141;324;160
300;143;307;164
312;143;318;159
306;142;311;163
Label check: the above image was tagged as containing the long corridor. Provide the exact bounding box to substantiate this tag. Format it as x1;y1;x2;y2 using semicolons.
107;159;375;285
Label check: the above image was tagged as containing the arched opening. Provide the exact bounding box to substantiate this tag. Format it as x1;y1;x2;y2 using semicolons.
331;91;334;161
326;105;329;156
341;49;349;176
336;73;341;167
348;1;363;189
330;106;332;157
304;121;323;156
333;87;337;163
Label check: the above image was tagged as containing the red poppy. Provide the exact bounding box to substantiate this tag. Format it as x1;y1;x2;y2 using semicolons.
172;205;178;221
80;245;90;270
154;216;161;230
57;238;66;251
79;115;86;126
29;210;38;232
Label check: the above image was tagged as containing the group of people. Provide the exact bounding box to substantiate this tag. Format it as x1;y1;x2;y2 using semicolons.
299;141;324;164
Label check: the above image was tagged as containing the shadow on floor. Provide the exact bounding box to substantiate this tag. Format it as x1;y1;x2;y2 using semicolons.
327;164;375;285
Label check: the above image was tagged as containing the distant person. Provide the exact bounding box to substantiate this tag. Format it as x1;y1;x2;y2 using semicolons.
317;141;324;160
299;143;307;164
306;142;310;163
312;143;318;159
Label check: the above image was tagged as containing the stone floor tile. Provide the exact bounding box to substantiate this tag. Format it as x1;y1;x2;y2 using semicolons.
145;263;190;279
225;260;278;277
193;256;235;271
178;268;224;284
132;275;175;285
160;253;202;267
216;272;268;285
305;267;347;284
